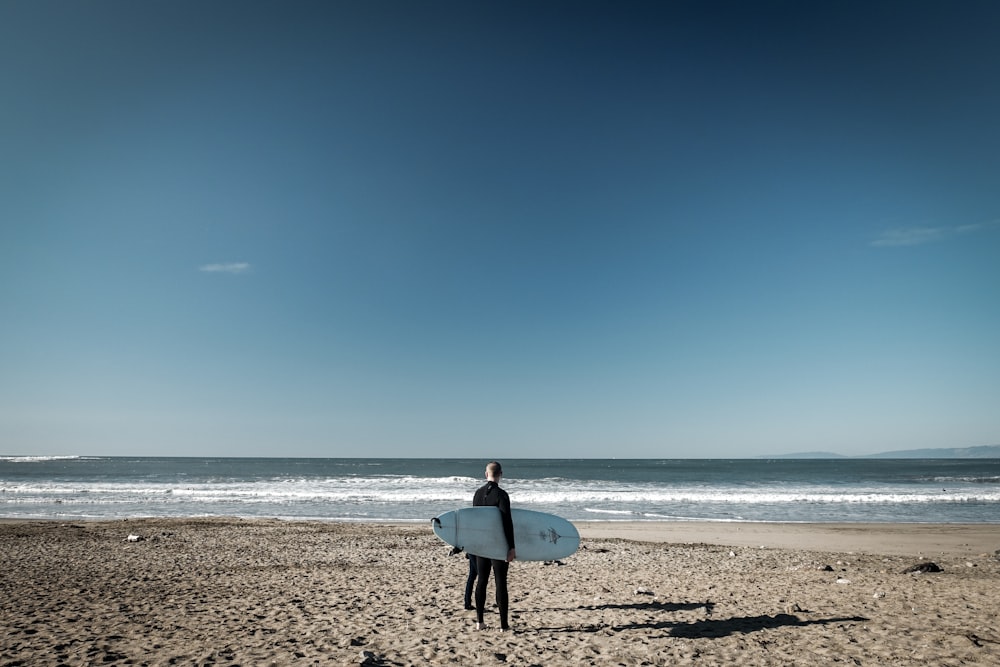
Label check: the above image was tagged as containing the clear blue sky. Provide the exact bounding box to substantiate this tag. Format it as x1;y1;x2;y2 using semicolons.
2;1;998;458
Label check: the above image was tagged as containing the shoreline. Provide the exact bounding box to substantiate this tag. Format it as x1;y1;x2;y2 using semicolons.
4;516;998;557
577;521;1000;558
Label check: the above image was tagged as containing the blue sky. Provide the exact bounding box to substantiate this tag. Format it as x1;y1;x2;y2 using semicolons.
1;1;998;458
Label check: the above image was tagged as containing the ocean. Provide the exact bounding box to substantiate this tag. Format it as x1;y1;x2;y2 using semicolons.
2;456;998;524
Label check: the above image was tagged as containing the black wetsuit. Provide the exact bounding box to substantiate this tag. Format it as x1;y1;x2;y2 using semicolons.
473;480;515;629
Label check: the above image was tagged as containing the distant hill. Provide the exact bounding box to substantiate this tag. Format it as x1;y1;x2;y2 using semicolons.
762;445;1000;459
862;445;1000;459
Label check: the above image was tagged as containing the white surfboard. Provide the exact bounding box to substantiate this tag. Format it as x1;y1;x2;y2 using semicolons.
432;507;580;562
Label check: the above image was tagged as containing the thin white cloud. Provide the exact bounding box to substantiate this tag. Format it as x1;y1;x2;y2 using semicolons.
871;227;948;247
871;220;999;247
199;262;251;274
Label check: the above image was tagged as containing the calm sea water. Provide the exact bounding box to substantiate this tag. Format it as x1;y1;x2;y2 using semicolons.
2;456;998;523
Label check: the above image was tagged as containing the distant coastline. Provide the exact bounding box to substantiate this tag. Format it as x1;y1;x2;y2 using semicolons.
760;444;1000;459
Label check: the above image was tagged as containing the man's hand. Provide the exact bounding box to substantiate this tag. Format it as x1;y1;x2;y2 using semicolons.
506;548;516;563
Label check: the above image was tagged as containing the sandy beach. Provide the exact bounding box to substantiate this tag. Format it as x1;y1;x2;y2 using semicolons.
3;519;999;666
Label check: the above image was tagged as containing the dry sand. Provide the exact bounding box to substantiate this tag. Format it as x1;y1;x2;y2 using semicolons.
2;518;999;666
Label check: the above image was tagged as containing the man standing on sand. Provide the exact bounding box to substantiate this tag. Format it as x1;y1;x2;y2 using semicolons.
472;461;516;632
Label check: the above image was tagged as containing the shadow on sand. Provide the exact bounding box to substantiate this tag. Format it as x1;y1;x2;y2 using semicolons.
584;600;716;614
530;602;868;639
645;613;868;638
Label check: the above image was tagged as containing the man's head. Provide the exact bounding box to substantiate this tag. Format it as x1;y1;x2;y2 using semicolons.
485;461;503;481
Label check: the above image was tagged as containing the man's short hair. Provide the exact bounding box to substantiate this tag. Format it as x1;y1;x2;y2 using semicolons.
487;461;503;476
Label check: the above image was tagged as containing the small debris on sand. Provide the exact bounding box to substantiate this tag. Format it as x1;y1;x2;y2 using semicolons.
902;562;943;574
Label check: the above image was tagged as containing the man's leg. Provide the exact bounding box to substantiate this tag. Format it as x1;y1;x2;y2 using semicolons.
464;556;477;609
493;559;510;630
474;556;491;626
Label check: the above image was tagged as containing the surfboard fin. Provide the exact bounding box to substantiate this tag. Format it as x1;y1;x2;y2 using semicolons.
449;546;464;556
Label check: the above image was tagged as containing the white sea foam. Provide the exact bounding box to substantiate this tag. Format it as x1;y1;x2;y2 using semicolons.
6;478;1000;506
4;458;1000;523
0;455;84;463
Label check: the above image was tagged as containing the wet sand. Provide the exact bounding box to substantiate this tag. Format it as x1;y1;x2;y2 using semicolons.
578;521;1000;557
2;518;999;665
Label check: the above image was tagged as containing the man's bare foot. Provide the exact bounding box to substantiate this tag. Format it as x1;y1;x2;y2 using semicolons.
475;622;487;631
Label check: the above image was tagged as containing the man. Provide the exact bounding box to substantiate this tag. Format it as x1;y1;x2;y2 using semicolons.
472;460;516;632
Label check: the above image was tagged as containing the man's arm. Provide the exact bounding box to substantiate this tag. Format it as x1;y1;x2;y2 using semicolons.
498;491;516;562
